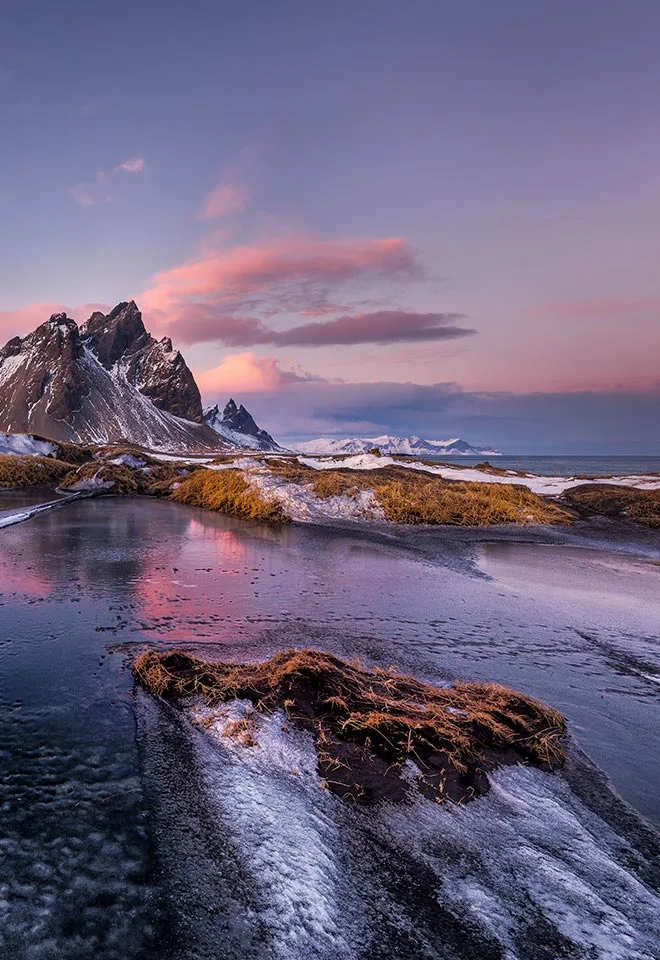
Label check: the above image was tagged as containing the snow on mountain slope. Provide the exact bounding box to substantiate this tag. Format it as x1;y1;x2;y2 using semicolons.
204;399;284;451
294;435;501;457
0;302;230;451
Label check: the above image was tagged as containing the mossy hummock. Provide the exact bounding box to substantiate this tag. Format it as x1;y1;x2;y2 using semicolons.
134;649;566;805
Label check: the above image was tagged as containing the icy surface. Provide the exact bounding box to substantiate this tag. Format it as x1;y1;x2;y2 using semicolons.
108;453;147;468
2;498;659;959
0;431;58;458
63;472;115;493
150;697;660;960
0;496;75;529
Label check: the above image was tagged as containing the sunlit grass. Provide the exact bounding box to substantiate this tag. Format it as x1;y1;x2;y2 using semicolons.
170;467;289;522
0;454;74;487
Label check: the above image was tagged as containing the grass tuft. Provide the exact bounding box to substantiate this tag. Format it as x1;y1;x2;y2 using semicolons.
170;468;290;522
0;455;75;487
562;484;660;528
59;462;142;493
268;459;572;525
375;477;572;525
134;648;566;805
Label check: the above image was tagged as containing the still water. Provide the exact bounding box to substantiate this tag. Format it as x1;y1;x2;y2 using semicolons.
1;498;658;959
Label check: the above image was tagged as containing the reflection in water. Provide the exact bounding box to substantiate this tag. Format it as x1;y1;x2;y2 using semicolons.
0;497;659;959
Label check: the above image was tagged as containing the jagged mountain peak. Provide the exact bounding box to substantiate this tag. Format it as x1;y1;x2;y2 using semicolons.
0;301;215;448
0;300;286;452
81;300;149;369
204;398;282;451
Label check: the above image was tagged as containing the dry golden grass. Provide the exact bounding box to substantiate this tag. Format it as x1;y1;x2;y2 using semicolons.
222;715;259;747
170;468;289;523
0;455;75;487
562;484;660;528
143;463;192;498
134;648;566;804
53;440;95;465
268;459;572;524
376;477;572;525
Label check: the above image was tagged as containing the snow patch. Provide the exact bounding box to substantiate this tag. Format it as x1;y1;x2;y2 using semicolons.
298;455;660;494
108;453;147;468
0;432;58;458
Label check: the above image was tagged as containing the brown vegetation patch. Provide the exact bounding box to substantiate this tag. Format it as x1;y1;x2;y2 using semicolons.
376;476;572;525
0;455;75;487
170;468;289;523
268;459;572;524
134;648;566;805
53;441;96;465
562;484;660;528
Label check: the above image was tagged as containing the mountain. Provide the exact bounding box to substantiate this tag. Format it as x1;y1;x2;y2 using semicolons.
294;435;501;457
0;301;278;452
203;399;284;451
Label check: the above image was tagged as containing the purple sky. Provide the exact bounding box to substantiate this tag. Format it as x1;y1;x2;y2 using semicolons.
1;1;659;451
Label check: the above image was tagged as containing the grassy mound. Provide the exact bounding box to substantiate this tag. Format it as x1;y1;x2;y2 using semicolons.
268;459;571;525
171;468;289;523
0;455;75;487
134;648;566;805
52;440;95;465
562;484;660;528
376;476;572;524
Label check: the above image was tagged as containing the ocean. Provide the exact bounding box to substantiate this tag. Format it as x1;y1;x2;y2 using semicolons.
425;455;660;476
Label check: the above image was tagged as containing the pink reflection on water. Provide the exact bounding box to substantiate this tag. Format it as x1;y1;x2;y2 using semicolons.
133;518;256;644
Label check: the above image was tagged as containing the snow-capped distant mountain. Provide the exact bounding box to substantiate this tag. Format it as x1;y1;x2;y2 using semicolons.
0;301;227;451
294;435;501;457
203;399;284;452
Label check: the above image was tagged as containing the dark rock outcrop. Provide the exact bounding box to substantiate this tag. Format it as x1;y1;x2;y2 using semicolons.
81;301;203;422
0;302;217;449
203;398;282;451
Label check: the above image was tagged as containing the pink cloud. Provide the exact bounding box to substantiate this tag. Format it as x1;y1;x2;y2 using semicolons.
195;353;287;394
140;235;417;342
0;302;65;342
69;156;147;207
70;184;96;207
198;181;249;220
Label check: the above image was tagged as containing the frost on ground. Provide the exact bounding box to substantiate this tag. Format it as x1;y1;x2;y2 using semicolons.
298;454;660;494
208;458;385;523
141;696;660;960
62;472;115;493
0;431;58;458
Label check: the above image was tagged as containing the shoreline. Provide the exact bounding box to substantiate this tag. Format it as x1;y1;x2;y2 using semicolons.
2;486;659;568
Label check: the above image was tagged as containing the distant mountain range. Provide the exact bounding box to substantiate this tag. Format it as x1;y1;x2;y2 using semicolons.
295;435;501;457
0;301;280;452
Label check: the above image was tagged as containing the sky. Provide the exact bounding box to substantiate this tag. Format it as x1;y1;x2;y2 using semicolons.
1;0;659;453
